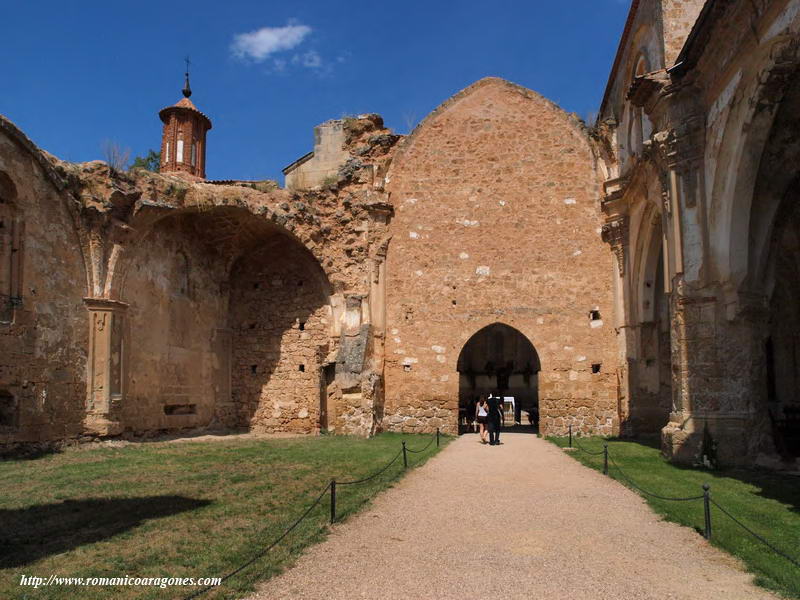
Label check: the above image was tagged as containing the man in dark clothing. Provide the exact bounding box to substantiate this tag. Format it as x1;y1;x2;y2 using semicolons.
486;393;503;445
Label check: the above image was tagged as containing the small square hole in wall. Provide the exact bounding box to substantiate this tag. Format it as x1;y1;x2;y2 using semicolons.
250;365;258;374
0;390;18;428
299;321;306;331
253;282;260;290
297;280;304;287
452;300;457;306
404;364;412;372
591;363;602;374
249;323;256;329
590;310;601;321
299;364;305;372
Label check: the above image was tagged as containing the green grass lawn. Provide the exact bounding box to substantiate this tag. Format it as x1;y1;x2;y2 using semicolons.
548;435;800;598
0;432;448;600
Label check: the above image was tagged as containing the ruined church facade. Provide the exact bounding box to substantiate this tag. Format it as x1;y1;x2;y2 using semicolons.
2;0;799;466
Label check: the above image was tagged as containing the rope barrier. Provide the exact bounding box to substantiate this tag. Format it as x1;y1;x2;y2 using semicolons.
183;482;332;600
569;435;800;571
710;498;800;569
405;435;436;453
606;453;704;502
573;437;605;456
337;448;404;486
185;432;445;598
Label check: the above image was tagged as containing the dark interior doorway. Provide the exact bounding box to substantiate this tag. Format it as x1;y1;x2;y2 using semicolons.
456;323;540;434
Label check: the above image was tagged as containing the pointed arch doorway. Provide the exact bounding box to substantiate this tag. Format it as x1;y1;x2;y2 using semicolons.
456;323;541;434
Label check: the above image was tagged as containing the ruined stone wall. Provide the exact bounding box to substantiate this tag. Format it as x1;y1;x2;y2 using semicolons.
383;78;619;436
0;123;88;447
659;0;706;66
228;237;331;433
120;214;228;433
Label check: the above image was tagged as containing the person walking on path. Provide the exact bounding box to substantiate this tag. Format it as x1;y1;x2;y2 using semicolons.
475;396;489;443
486;393;503;445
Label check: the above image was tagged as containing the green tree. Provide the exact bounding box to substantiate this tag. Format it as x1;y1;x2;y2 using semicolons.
130;149;161;172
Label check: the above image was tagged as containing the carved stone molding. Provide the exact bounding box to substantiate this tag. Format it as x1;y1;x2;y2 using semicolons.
601;217;629;276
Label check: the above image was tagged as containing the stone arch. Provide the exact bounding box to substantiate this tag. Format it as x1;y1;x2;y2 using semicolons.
456;322;541;431
112;203;333;301
707;34;800;289
116;202;334;435
227;232;333;433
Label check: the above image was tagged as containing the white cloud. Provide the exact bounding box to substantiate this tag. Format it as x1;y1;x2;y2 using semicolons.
231;22;312;62
300;50;321;68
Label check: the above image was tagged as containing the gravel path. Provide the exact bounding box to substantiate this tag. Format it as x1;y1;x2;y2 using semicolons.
249;431;776;600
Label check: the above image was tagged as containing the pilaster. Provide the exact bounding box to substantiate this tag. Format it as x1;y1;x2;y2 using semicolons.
83;297;127;436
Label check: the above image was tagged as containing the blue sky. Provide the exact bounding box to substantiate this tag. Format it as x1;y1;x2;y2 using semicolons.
1;1;630;183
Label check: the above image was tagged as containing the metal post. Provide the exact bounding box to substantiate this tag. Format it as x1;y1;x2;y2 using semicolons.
569;424;572;448
703;483;712;540
436;428;440;447
603;443;608;475
402;441;408;468
330;479;336;525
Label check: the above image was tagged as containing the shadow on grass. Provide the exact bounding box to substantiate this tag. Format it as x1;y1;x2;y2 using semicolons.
0;496;212;568
609;436;800;514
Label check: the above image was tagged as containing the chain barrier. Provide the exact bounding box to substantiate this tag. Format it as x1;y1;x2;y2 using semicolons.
710;498;800;569
184;430;442;599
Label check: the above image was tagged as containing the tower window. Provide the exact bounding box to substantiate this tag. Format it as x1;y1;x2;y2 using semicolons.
177;140;184;163
591;363;602;374
589;310;601;321
191;142;196;167
299;364;305;372
164;142;170;163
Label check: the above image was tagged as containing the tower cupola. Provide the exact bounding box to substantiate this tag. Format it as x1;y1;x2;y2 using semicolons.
158;68;212;180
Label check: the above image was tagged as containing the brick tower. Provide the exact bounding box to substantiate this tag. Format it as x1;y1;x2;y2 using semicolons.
158;70;212;179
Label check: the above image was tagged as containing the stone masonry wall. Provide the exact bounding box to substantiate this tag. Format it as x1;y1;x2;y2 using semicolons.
229;237;331;433
383;78;619;436
120;214;228;433
0;127;88;447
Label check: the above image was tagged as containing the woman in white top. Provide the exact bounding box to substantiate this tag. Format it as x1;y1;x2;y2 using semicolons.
475;396;489;444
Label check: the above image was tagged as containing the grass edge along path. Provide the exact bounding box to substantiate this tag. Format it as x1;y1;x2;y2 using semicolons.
0;432;451;600
548;435;800;599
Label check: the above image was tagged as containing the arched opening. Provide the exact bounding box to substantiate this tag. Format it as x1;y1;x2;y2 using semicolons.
0;171;22;323
745;66;800;459
764;184;800;457
228;232;331;433
456;323;540;434
631;208;672;434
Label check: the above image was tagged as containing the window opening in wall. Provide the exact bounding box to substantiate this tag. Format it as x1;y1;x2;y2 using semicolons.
191;142;196;167
164;142;170;164
297;280;304;287
299;321;305;331
590;310;601;321
249;323;256;329
253;282;260;289
452;300;457;306
299;364;305;372
591;363;602;374
404;364;412;372
250;365;258;374
164;404;197;415
0;390;17;428
176;139;184;163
